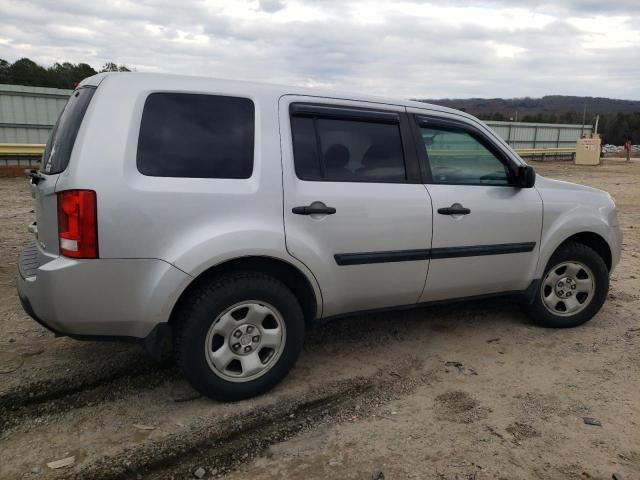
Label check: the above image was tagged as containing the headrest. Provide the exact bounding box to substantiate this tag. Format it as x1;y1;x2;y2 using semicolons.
362;143;396;167
324;144;350;168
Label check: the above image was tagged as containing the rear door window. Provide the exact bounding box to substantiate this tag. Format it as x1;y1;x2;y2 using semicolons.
42;86;96;174
290;106;407;183
137;93;255;179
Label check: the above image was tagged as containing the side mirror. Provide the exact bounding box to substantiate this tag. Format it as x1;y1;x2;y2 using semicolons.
517;165;536;188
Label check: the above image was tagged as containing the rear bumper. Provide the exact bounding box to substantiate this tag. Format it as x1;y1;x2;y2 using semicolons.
16;241;191;339
18;291;62;335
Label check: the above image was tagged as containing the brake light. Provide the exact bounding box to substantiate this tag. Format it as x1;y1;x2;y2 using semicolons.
57;190;98;258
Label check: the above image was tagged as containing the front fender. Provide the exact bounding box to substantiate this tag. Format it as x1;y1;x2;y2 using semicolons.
537;204;620;278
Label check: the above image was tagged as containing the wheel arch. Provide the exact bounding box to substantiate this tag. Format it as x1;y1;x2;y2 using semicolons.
558;232;612;271
542;231;613;275
169;256;320;330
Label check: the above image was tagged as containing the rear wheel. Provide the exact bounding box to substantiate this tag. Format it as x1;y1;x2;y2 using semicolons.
524;242;609;328
175;272;305;401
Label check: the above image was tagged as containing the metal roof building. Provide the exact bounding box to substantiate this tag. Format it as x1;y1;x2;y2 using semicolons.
485;120;593;150
0;84;72;144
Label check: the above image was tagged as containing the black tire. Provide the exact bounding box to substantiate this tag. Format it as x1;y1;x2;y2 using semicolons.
174;272;305;401
523;242;609;328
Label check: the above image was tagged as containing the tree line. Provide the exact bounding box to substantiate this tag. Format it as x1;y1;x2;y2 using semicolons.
476;111;639;145
0;58;130;90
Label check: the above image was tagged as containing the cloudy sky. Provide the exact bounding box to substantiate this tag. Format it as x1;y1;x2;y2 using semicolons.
1;0;639;99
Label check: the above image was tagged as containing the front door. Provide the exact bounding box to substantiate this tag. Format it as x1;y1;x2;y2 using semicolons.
408;111;543;302
279;98;433;317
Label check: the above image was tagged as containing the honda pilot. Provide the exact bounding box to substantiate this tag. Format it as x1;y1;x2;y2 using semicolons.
17;73;622;401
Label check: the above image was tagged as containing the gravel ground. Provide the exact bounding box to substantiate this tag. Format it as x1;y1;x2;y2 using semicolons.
1;158;639;480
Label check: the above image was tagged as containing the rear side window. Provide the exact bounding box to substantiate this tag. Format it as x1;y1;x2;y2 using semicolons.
291;111;406;183
137;93;254;179
43;86;96;174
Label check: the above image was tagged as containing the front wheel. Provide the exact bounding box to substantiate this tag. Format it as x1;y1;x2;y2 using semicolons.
174;272;305;401
523;242;609;328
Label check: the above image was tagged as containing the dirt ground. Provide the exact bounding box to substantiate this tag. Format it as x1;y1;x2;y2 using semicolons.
1;158;638;480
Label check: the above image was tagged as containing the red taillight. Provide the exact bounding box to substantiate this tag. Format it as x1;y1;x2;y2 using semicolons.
57;190;98;258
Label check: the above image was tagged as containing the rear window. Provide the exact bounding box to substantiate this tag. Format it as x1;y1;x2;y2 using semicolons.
42;86;96;174
136;93;254;179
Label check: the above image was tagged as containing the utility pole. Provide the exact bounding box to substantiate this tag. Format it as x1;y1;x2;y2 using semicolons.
581;98;587;137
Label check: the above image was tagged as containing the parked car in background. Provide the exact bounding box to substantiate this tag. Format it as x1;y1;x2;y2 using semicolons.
603;143;639;154
17;73;622;401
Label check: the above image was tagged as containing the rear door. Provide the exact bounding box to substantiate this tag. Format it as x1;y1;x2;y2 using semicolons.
408;110;543;302
279;97;433;317
31;86;96;254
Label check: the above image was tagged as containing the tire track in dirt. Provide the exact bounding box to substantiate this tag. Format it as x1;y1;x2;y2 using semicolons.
0;363;177;435
58;360;424;480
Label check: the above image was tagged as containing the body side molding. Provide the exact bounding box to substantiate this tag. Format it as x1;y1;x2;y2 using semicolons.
334;242;536;266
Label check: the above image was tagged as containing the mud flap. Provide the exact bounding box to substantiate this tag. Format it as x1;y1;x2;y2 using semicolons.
143;323;174;364
521;279;541;304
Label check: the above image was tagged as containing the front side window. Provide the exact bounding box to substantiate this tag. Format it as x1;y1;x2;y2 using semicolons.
291;113;406;183
137;93;254;178
420;126;510;185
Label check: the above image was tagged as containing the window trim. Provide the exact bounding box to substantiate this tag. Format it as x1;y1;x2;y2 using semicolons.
412;114;519;187
289;102;422;184
290;103;400;124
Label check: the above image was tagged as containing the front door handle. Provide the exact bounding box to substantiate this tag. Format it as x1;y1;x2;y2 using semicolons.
292;203;337;215
438;205;471;215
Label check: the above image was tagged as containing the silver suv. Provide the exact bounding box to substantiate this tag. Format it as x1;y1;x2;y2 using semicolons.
17;73;622;401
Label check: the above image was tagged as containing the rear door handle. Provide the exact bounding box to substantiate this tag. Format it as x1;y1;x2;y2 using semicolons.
292;204;336;215
437;205;471;215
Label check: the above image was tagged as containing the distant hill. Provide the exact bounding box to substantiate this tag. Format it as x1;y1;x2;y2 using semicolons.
416;95;640;118
414;95;640;145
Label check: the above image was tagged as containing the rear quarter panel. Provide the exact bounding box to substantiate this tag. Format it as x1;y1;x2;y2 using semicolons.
57;75;322;318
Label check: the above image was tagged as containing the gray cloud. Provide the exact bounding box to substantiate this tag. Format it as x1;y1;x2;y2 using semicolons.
0;0;638;99
258;0;287;13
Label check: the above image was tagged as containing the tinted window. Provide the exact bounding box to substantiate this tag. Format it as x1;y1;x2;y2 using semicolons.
137;93;254;178
43;86;96;174
421;126;510;185
291;114;406;182
291;117;320;180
